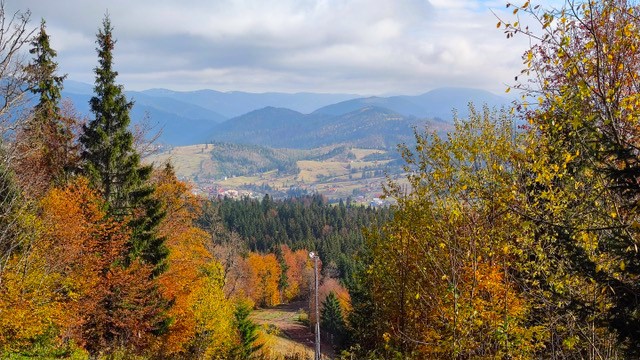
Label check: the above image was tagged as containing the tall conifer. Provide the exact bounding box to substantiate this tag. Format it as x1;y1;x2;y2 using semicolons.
321;291;347;349
28;20;64;121
80;15;167;275
17;20;74;195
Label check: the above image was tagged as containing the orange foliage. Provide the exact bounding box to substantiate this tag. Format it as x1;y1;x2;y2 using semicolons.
153;164;202;237
319;277;352;314
38;178;168;355
280;245;313;302
0;179;162;353
156;227;211;353
1;166;238;356
152;165;235;356
246;253;282;307
82;260;168;355
0;178;135;353
396;258;527;358
39;179;127;342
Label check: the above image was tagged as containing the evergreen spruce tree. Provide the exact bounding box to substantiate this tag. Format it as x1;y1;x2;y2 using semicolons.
27;20;65;123
346;248;383;354
231;302;263;359
17;20;74;195
321;291;346;350
80;15;167;275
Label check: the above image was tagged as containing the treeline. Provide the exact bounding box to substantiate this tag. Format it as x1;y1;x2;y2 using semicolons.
202;194;392;283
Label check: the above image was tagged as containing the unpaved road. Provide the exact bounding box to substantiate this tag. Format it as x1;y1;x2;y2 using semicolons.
252;301;335;359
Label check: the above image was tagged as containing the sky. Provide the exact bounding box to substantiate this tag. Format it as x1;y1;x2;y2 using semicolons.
10;0;535;95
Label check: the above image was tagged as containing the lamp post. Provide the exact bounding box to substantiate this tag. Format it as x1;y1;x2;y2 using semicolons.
309;251;320;360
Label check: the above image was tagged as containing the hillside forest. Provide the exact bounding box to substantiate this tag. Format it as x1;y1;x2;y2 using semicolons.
2;1;640;359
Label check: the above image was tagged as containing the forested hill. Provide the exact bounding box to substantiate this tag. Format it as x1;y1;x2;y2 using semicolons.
200;194;392;281
206;106;450;149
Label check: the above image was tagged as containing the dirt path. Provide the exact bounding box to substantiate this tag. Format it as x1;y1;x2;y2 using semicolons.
252;301;335;359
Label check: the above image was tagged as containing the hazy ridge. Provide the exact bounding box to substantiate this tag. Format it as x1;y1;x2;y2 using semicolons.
62;80;511;147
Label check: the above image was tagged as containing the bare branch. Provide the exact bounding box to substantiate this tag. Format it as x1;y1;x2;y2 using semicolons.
133;110;164;158
0;1;35;135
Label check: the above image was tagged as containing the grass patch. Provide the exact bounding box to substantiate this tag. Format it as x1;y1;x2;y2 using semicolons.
296;310;310;326
258;334;314;360
145;144;213;178
350;148;385;160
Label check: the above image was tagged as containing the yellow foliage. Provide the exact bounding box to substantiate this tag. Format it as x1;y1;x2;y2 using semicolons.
246;253;282;307
369;106;536;358
189;261;236;357
0;253;64;353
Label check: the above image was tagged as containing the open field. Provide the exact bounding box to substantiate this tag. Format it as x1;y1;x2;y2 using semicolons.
350;148;385;160
252;301;334;360
297;161;348;183
146;144;215;178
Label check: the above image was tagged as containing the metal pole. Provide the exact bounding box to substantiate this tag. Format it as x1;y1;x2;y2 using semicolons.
315;255;321;360
310;252;321;360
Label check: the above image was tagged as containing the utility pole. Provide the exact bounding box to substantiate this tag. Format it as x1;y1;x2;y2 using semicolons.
309;251;320;360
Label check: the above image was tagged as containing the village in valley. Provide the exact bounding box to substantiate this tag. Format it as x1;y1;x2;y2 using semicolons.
147;143;400;206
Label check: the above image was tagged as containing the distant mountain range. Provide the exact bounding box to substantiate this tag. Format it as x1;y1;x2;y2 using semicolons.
313;87;510;120
61;80;512;147
207;106;452;149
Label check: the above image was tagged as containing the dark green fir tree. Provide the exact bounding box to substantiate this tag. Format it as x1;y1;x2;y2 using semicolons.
231;301;263;359
27;20;65;121
18;19;75;195
80;15;167;275
321;291;347;350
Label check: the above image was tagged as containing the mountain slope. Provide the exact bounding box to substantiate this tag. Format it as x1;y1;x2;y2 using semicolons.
60;81;502;147
207;107;327;148
214;107;307;132
312;87;511;120
207;106;451;149
63;92;222;145
313;96;425;117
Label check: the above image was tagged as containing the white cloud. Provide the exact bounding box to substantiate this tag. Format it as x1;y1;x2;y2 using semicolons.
10;0;532;94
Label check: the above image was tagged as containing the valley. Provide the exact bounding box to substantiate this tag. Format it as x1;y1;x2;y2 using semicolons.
146;143;406;204
70;82;503;203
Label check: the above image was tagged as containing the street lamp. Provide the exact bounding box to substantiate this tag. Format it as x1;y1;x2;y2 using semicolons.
309;251;320;360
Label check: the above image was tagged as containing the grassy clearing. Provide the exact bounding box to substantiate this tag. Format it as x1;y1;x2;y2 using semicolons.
349;159;391;170
297;161;349;183
259;333;314;360
216;175;262;187
253;308;297;322
145;144;213;178
252;302;332;360
350;148;385;160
